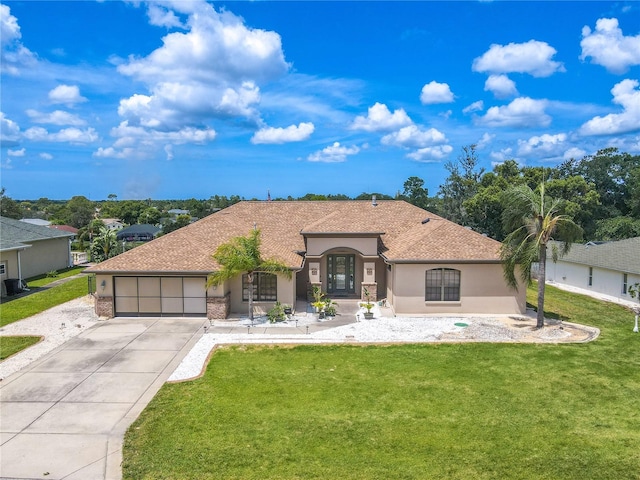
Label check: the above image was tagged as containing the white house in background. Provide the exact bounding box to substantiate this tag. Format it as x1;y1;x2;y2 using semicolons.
101;218;124;231
20;218;51;227
545;237;640;303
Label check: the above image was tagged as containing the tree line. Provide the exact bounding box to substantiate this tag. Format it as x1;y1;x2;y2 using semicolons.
1;147;638;242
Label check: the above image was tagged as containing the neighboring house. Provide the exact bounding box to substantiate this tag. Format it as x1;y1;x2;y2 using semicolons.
545;237;640;303
167;209;189;217
116;224;161;242
49;225;79;239
0;216;74;296
87;200;525;319
102;219;124;231
20;218;51;227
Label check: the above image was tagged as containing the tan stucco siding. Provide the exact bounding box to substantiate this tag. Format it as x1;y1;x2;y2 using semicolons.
306;237;378;256
1;239;71;281
228;273;296;315
391;263;525;315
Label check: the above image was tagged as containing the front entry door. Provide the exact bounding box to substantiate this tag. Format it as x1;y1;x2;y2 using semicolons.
327;255;355;295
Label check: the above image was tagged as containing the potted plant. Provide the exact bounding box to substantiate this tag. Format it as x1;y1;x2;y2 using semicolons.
361;287;374;319
311;285;326;318
324;297;338;318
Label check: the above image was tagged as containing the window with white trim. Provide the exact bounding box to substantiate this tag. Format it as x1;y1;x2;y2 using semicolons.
622;273;628;295
588;267;593;287
0;263;5;275
242;273;277;301
425;268;460;301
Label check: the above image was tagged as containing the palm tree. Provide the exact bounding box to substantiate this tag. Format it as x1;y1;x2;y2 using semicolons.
207;229;292;322
500;183;582;328
91;226;118;262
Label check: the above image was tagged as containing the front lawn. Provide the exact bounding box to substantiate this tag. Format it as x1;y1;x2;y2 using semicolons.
123;284;640;479
25;266;86;288
0;277;88;327
0;336;41;361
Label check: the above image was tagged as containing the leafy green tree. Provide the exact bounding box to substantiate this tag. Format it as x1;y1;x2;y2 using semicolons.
115;200;147;225
595;217;640;241
61;196;95;228
402;176;431;210
90;226;119;262
438;144;484;224
0;188;23;219
500;183;582;328
138;207;162;225
160;214;191;235
207;229;292;322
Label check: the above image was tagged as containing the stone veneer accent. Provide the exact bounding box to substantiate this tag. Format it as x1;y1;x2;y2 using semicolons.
207;293;231;319
361;283;377;302
95;295;114;318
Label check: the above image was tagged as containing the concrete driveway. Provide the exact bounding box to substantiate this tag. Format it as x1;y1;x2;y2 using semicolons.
0;317;206;480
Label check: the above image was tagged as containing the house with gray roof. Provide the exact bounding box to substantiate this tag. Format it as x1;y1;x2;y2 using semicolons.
545;237;640;303
87;200;526;319
0;216;74;296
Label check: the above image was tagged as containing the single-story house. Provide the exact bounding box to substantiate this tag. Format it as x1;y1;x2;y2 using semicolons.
86;200;526;319
116;224;161;242
102;218;124;231
545;237;640;303
0;216;74;296
20;218;51;227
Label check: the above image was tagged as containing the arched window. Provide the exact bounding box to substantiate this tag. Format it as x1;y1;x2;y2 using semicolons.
425;268;460;301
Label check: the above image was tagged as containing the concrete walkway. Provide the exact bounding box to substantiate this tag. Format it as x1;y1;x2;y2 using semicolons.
0;317;206;480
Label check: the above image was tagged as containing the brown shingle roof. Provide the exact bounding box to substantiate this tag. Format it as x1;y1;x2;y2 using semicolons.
86;200;502;274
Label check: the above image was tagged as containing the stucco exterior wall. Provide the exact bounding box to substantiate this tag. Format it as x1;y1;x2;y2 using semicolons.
546;260;640;303
306;237;378;256
390;263;525;315
228;273;296;315
20;238;72;279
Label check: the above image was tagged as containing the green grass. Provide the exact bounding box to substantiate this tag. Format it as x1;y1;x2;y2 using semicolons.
25;266;86;288
0;336;41;360
0;277;88;327
123;284;640;480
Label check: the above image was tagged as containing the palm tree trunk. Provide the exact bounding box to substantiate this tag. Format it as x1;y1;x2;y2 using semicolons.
536;244;547;329
247;272;254;323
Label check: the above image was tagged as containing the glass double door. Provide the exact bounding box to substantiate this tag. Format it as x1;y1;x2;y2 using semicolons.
327;254;355;295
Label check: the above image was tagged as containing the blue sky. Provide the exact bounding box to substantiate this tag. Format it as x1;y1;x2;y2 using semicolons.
1;1;639;200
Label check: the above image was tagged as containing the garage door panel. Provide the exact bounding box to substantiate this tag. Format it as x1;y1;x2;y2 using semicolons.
162;297;183;313
184;297;206;314
139;277;161;297
183;278;206;298
115;277;138;296
161;277;182;296
115;296;139;314
139;296;161;313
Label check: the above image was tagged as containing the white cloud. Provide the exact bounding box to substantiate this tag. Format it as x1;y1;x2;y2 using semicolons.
420;81;455;104
147;4;186;29
164;144;174;161
48;85;88;106
406;145;453;162
0;4;36;75
517;133;567;158
26;109;86;126
39;152;53;160
463;100;484;114
307;142;360;163
490;148;514;163
350;103;412;132
484;74;518;99
8;147;25;157
117;1;289;129
251;122;314;144
0;111;21;144
110;121;217;146
580;79;640;135
93;146;135;159
580;18;640;74
563;147;587;161
477;97;551;128
472;40;565;77
23;126;99;144
476;132;495;149
381;125;447;148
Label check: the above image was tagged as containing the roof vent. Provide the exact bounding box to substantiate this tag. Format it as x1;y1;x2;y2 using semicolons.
421;218;430;224
372;195;377;206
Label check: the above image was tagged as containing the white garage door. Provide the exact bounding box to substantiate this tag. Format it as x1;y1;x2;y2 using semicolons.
114;276;207;317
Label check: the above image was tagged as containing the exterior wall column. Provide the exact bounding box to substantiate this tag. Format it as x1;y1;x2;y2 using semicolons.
361;261;377;301
95;296;114;318
207;292;231;319
308;261;322;297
